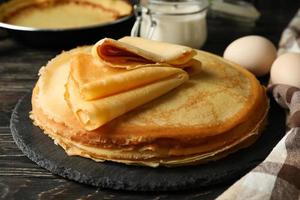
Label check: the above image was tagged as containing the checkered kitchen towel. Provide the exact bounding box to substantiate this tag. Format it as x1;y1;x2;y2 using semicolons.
217;10;300;200
278;9;300;55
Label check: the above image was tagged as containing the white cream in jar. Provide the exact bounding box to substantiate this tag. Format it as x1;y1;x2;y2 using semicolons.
131;0;209;49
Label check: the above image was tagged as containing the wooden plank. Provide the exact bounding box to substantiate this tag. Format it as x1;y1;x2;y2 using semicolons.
0;127;23;156
0;167;54;177
0;81;34;92
0;177;226;200
0;91;28;126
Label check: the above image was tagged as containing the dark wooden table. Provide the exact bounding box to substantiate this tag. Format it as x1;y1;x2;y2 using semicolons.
1;1;299;199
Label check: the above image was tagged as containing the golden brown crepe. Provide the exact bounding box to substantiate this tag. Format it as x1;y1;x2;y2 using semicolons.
92;37;197;69
66;53;188;130
0;0;132;29
30;38;269;167
64;37;197;131
69;53;188;100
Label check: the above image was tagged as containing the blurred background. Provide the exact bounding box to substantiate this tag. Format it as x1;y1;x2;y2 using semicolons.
0;0;299;49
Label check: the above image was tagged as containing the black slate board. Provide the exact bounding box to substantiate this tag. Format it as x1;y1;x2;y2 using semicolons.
10;93;286;192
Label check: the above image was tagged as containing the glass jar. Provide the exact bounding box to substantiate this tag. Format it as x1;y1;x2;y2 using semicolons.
131;0;209;49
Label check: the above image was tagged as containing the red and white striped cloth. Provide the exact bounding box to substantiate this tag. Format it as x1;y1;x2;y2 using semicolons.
217;10;300;200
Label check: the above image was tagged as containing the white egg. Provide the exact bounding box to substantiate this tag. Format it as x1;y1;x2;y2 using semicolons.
223;35;277;76
270;52;300;88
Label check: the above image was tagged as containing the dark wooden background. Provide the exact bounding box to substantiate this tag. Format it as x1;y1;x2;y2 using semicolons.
1;0;299;199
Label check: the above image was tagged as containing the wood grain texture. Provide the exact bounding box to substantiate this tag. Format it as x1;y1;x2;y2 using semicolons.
0;1;299;199
0;177;228;200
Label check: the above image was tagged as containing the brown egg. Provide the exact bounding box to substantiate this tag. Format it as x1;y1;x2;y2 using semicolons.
270;52;300;88
224;35;277;77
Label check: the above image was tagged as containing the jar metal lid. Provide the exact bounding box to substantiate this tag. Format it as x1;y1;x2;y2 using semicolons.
140;0;209;16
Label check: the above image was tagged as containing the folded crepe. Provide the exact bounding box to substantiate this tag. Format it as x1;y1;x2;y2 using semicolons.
92;36;198;69
65;53;189;131
64;37;202;131
31;46;269;167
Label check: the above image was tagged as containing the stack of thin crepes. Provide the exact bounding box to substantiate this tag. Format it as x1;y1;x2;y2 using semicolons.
31;37;269;167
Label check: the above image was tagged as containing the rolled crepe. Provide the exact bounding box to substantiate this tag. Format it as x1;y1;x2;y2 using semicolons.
92;36;197;69
65;53;189;131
